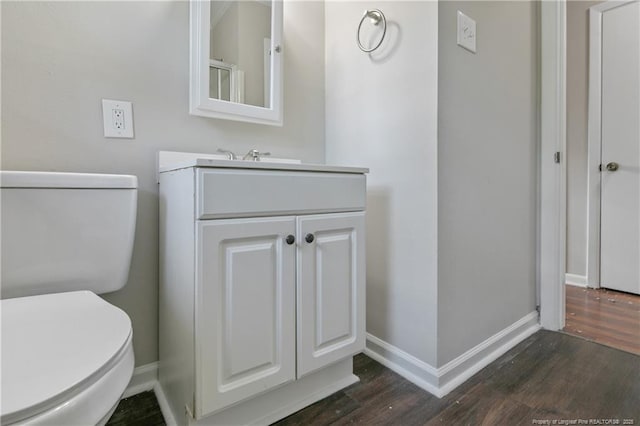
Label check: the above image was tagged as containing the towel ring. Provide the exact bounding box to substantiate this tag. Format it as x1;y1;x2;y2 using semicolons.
356;9;387;53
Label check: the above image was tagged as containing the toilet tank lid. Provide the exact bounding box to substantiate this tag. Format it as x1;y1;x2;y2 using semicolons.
0;171;137;189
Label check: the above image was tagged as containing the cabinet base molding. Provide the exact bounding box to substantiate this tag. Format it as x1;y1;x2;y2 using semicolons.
158;358;356;426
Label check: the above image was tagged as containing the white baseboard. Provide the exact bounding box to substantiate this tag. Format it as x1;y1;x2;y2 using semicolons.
365;311;541;398
153;381;178;426
120;362;177;425
122;362;158;398
565;273;587;287
436;311;540;396
364;334;440;396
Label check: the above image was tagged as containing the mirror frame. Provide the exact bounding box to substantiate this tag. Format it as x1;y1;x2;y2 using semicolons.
189;0;283;126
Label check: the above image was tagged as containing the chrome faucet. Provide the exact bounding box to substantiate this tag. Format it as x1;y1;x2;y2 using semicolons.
242;149;271;161
217;148;237;160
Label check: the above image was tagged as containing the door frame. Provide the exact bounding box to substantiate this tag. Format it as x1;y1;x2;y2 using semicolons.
585;0;639;288
540;0;640;329
539;0;567;331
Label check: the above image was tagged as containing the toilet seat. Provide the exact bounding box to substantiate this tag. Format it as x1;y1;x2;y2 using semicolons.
1;291;134;425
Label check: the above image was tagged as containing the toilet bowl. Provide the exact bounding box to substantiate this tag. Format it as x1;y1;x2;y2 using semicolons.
0;171;138;425
1;292;134;425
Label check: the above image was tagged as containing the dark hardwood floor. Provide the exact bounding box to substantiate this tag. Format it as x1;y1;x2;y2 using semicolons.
564;284;640;355
106;390;165;426
109;330;640;425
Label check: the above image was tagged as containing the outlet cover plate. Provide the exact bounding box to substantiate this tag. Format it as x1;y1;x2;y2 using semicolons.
457;11;477;53
102;99;134;138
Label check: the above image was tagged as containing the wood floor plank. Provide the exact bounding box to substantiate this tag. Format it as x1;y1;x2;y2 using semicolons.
565;316;640;342
566;298;640;315
424;384;533;426
566;294;640;320
565;285;640;355
566;303;640;325
566;286;640;312
277;331;639;425
274;390;360;426
109;331;640;425
106;391;166;426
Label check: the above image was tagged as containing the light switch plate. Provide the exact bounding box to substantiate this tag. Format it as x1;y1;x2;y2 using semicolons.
102;99;134;138
457;10;477;53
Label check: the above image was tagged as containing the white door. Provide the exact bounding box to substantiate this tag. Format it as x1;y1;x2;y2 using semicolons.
196;217;296;417
600;0;640;294
296;212;366;377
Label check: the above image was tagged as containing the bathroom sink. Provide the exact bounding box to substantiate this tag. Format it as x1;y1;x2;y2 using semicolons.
216;155;301;164
157;151;369;181
233;157;301;164
158;151;301;169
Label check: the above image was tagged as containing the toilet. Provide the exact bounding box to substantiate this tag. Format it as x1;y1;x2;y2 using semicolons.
1;171;138;425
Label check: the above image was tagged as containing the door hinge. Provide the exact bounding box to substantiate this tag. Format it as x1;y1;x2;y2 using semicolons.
599;163;602;172
554;152;561;164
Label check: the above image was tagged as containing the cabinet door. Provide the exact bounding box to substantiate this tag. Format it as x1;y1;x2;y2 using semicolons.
196;217;296;417
297;212;366;377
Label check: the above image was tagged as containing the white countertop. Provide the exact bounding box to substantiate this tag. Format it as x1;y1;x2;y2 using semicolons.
157;151;369;175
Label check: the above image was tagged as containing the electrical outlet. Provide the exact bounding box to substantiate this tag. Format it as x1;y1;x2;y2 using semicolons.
102;99;134;138
112;109;125;130
457;11;477;53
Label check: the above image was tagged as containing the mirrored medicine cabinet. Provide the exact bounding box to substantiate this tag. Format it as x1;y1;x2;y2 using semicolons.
189;0;283;126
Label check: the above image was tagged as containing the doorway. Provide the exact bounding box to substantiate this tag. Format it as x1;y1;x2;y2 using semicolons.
563;0;640;354
585;0;640;295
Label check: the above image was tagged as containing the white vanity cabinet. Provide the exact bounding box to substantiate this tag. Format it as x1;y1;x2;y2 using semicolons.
296;213;365;377
197;216;297;415
158;157;367;426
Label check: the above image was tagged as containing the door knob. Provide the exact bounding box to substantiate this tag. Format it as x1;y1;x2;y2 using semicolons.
285;235;295;245
606;162;619;172
305;233;315;243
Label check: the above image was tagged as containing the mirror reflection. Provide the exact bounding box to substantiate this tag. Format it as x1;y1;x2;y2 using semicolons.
210;0;272;108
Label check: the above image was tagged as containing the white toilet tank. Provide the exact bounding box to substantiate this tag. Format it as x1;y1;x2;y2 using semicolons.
1;171;138;299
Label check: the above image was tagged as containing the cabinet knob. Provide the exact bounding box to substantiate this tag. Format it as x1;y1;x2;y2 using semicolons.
305;233;315;243
285;235;295;245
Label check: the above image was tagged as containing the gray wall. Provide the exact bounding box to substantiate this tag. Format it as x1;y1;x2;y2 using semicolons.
437;1;538;365
566;0;599;276
2;0;542;374
1;0;326;367
325;0;539;369
325;1;439;365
